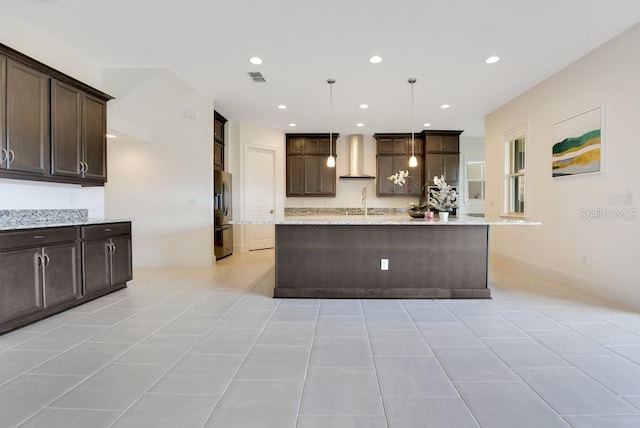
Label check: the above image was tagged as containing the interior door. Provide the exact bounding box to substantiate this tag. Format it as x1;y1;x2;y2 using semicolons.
246;146;276;251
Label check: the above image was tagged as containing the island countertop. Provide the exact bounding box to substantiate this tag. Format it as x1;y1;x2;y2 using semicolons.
231;215;540;226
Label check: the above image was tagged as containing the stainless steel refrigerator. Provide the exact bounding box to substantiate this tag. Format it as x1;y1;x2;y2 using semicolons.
214;170;233;259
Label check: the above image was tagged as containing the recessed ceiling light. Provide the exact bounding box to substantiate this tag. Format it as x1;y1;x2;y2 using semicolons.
359;104;369;109
440;104;450;109
288;123;297;127
356;123;364;127
423;123;431;127
277;104;287;110
485;56;500;64
369;55;383;64
249;56;263;65
106;134;117;139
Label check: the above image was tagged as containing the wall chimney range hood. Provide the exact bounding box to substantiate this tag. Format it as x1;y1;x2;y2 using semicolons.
339;135;375;179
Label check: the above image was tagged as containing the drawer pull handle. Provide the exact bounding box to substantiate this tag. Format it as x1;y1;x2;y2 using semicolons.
43;254;50;266
8;149;15;164
105;228;112;232
34;235;47;239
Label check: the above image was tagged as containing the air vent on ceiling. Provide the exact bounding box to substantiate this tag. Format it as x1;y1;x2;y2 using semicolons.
248;72;266;83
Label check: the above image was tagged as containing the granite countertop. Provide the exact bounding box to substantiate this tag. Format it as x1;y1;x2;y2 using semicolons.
0;209;131;231
231;215;541;226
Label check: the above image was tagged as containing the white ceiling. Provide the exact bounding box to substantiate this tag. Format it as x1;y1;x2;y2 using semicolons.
2;0;640;137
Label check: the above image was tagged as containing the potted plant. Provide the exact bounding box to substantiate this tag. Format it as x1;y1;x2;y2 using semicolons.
427;175;459;221
387;171;428;218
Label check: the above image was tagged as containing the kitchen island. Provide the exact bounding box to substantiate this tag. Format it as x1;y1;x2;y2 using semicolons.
234;215;539;299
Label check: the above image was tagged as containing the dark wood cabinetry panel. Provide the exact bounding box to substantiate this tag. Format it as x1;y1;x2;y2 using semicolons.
81;223;133;298
213;111;227;171
5;59;50;175
81;239;110;295
42;243;80;307
0;55;5;169
0;247;42;322
51;80;83;177
423;130;462;186
0;42;113;186
0;222;131;335
83;94;107;181
286;133;337;197
110;236;132;286
423;130;462;153
375;133;423;196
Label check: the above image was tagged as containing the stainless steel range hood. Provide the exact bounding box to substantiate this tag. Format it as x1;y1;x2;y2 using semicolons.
339;135;375;179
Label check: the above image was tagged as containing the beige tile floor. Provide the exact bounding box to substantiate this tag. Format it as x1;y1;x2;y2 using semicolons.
0;249;639;427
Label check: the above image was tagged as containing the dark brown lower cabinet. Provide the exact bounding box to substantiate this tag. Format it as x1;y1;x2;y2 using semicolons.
0;227;79;329
81;223;132;297
0;222;132;335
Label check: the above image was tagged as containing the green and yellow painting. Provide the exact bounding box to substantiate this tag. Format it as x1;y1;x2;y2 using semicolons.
552;108;602;177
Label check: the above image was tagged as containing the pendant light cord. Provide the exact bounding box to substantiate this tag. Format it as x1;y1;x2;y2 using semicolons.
327;79;335;166
410;78;416;158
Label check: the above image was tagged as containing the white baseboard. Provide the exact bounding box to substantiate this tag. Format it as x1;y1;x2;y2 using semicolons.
133;255;214;267
490;250;640;311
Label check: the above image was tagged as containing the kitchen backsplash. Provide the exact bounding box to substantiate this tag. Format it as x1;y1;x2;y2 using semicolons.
285;207;405;216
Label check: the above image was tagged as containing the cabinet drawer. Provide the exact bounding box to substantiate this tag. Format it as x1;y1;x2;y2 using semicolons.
0;227;78;251
81;222;131;240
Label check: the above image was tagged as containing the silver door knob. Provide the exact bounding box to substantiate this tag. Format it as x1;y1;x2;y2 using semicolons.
270;209;274;214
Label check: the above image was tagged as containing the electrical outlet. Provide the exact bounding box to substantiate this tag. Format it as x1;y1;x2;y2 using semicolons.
582;255;588;265
380;259;389;270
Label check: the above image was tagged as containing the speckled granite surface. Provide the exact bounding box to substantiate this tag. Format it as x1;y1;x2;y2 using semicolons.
0;209;130;231
232;215;540;226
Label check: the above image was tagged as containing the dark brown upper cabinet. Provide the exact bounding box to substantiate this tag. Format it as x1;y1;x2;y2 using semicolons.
422;130;462;186
0;42;113;186
214;111;227;171
4;59;50;175
51;81;107;183
286;133;337;197
374;133;423;197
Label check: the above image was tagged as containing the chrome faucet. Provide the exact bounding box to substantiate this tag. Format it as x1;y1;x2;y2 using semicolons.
361;186;368;219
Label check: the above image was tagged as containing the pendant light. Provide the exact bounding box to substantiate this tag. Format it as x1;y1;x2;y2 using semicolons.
327;79;336;168
408;78;418;168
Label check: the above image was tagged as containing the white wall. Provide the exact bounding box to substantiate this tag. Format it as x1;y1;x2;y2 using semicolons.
104;72;214;267
485;23;640;308
0;11;106;216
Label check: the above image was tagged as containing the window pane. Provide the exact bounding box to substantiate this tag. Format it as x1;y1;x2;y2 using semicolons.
510;175;525;213
512;138;525;173
468;181;485;200
467;162;484;180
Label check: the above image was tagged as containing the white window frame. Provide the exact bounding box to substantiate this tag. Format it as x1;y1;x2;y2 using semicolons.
502;125;527;218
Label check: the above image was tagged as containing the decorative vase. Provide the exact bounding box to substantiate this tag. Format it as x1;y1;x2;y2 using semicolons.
408;209;425;218
438;211;449;222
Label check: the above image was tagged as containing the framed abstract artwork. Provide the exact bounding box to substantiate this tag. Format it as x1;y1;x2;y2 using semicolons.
552;107;603;178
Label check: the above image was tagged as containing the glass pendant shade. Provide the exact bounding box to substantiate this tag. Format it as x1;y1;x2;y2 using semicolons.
409;155;418;167
327;155;336;168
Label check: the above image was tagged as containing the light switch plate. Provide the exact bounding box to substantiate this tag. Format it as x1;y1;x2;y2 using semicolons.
380;259;389;270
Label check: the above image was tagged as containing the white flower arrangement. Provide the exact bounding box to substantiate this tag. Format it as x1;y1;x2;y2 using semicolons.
387;170;410;186
428;175;459;212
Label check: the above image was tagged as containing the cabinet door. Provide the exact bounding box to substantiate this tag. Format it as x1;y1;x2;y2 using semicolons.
443;153;460;183
287;138;305;155
319;157;336;195
0;55;5;170
0;248;43;322
376;155;394;195
83;94;107;181
304;138;322;154
214;141;224;170
51;80;83;177
43;242;79;307
6;59;50;174
441;136;459;152
110;236;132;286
378;138;407;154
426;154;444;184
214;118;224;143
304;156;321;194
287;156;304;196
82;239;110;295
